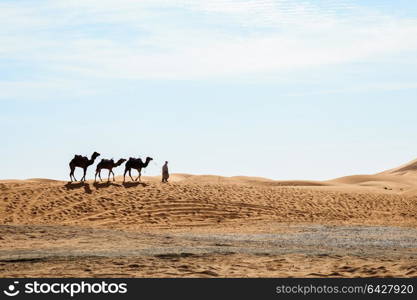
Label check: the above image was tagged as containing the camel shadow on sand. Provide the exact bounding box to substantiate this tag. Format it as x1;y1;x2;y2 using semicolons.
64;182;92;194
64;181;147;192
93;181;121;190
122;181;148;188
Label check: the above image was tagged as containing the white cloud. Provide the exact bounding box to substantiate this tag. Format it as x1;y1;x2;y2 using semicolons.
1;0;417;81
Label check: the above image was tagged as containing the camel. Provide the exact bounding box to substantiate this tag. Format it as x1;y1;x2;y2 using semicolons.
123;157;153;182
69;152;100;182
95;158;127;182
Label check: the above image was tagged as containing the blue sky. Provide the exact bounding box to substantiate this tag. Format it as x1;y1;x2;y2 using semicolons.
1;0;417;180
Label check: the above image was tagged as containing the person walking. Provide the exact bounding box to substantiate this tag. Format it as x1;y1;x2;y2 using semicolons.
162;161;169;183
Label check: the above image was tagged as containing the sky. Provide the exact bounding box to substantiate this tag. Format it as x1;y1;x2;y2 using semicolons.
1;0;417;181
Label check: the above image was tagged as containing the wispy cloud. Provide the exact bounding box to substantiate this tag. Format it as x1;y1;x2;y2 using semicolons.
1;0;417;83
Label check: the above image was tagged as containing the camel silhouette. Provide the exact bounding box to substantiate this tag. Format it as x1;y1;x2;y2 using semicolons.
69;152;100;182
123;157;153;182
95;158;126;182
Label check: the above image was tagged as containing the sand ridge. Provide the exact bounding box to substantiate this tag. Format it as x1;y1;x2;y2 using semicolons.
2;159;417;278
1;174;417;230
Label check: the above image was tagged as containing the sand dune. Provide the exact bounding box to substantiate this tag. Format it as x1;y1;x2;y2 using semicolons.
381;158;417;176
328;158;417;192
1;161;417;278
1;169;417;230
327;175;413;192
139;174;330;187
1;174;417;229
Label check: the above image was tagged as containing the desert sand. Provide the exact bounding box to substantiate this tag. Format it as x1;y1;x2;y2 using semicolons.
1;160;417;278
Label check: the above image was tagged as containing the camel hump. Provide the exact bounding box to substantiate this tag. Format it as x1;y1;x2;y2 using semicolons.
74;154;83;159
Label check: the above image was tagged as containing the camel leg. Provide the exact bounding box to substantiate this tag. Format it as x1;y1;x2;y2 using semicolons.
136;171;141;182
94;170;98;182
71;168;77;182
129;170;134;181
108;170;111;182
99;170;103;182
111;170;115;182
70;167;75;182
123;168;128;182
82;168;87;182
